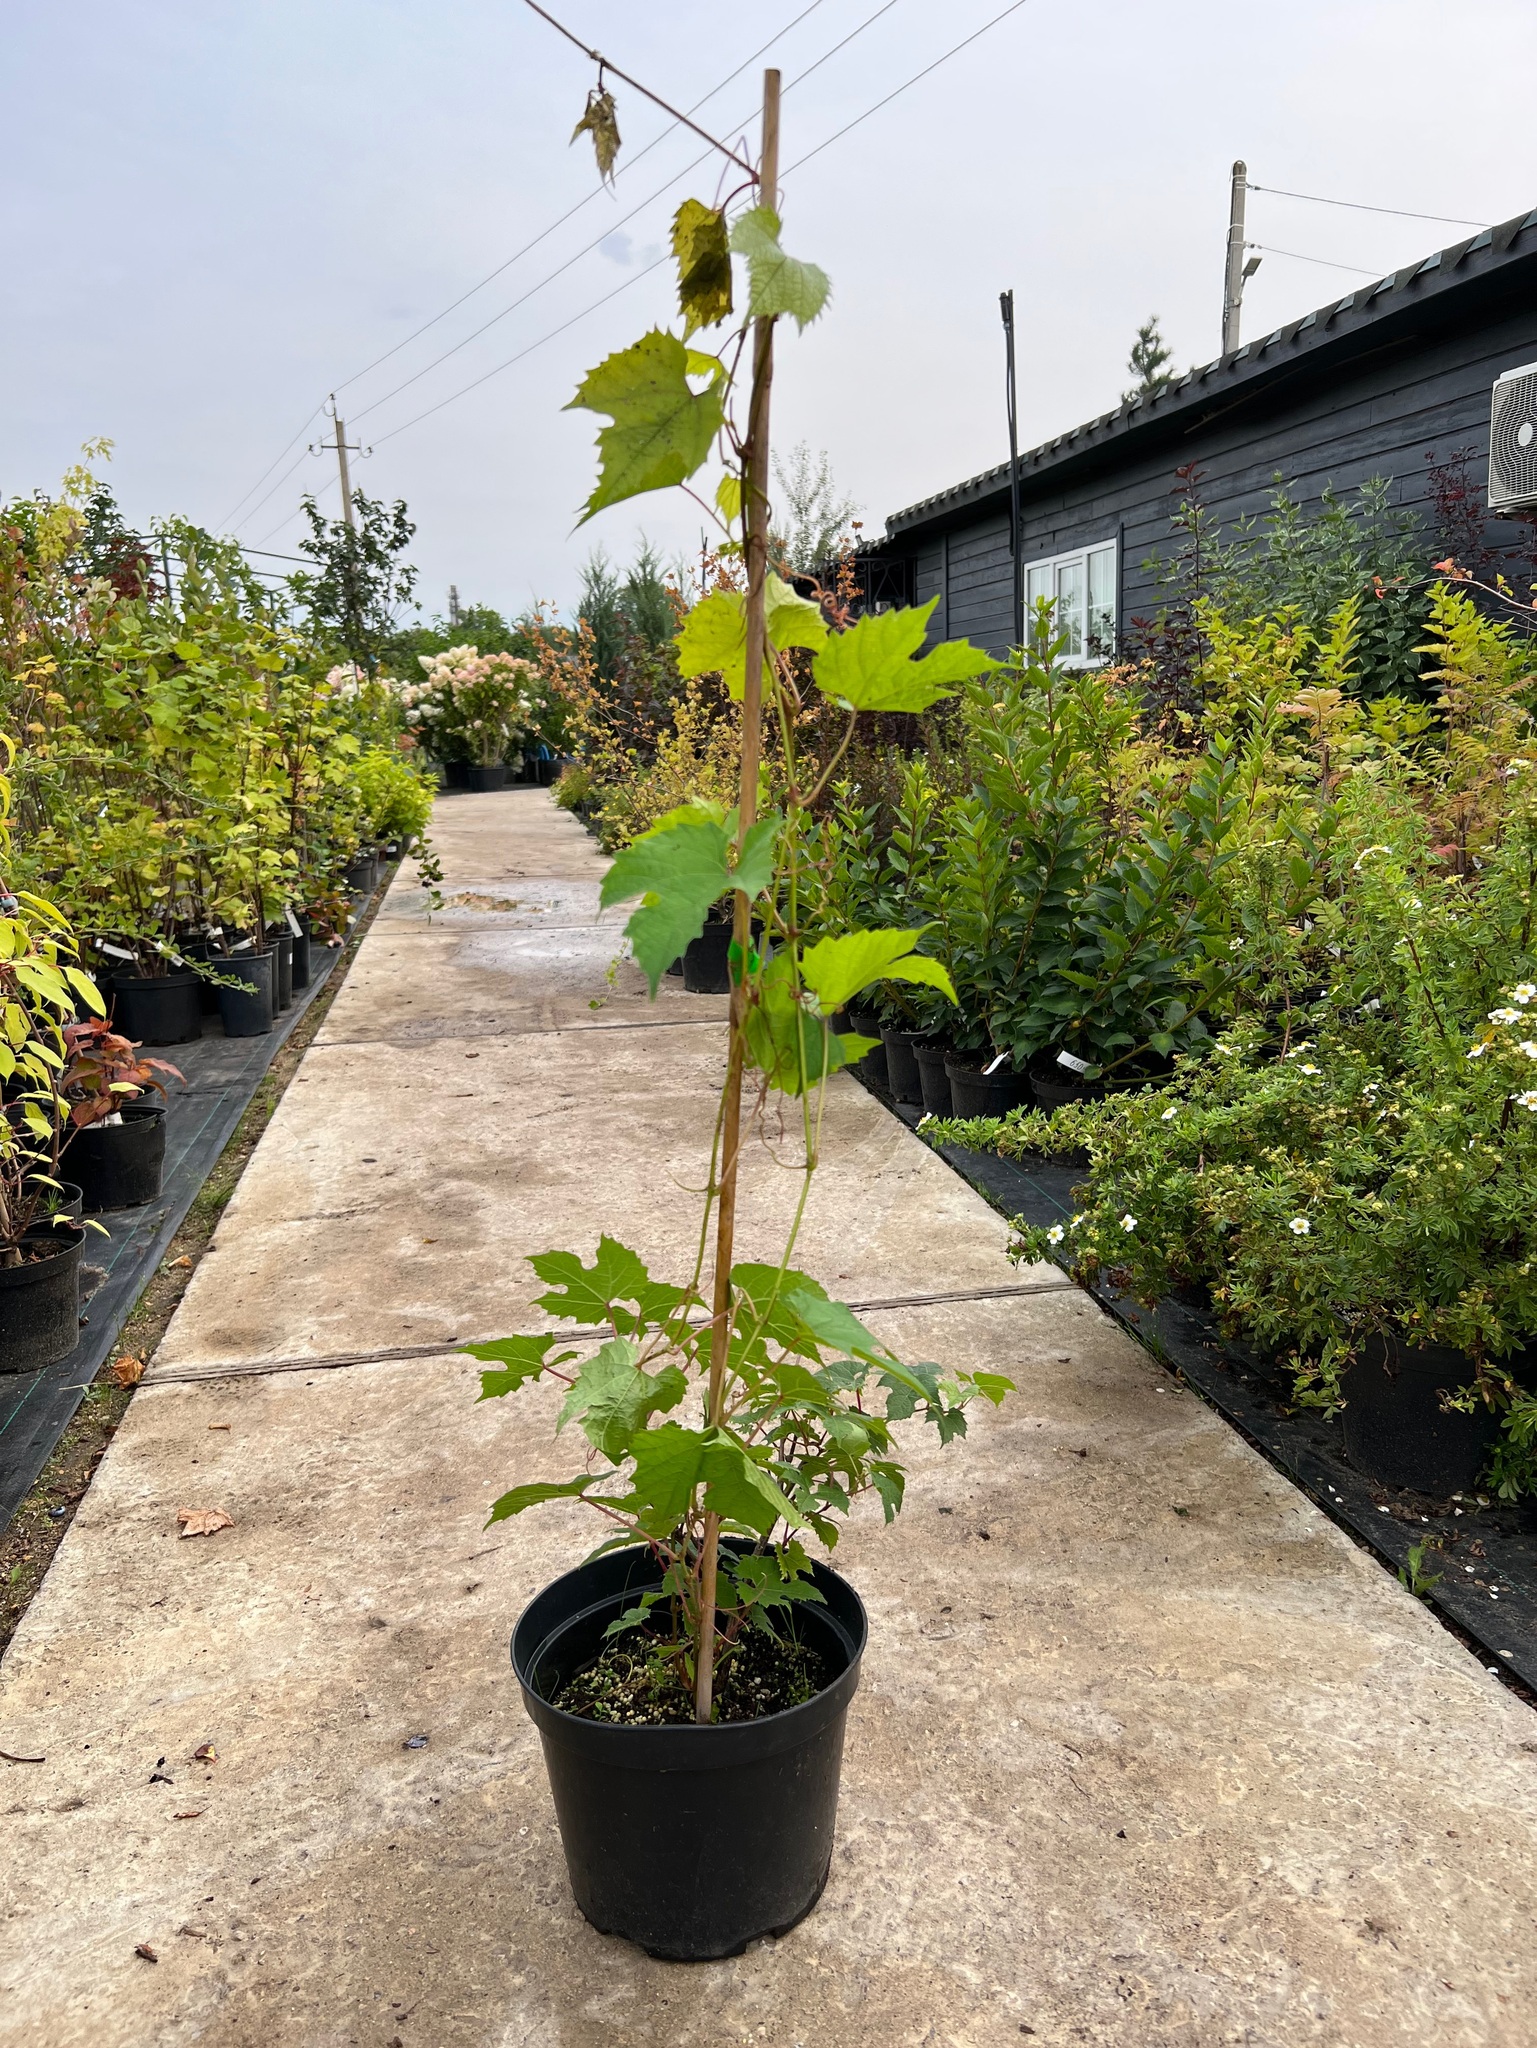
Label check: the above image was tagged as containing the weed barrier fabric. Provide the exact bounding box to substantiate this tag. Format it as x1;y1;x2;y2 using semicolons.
0;943;343;1530
871;1088;1537;1696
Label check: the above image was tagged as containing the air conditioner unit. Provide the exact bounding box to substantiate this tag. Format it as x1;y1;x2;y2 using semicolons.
1489;361;1537;510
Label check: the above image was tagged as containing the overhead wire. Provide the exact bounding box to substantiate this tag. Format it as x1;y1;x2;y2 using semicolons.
348;0;904;429
363;0;1029;451
216;403;326;529
1247;244;1384;279
1248;184;1491;230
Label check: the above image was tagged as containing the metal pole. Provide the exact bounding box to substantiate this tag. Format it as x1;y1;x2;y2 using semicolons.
1222;160;1248;355
1000;289;1023;651
333;413;356;532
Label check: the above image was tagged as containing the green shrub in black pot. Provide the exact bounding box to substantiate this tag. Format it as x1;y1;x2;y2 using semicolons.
461;170;1009;1961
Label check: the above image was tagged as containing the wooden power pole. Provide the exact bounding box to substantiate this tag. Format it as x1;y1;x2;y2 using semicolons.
1221;160;1249;355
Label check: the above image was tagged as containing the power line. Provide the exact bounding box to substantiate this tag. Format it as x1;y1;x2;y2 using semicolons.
365;2;1029;451
1249;183;1490;231
1247;243;1382;279
780;0;1032;177
232;441;324;535
330;0;830;404
216;404;326;529
349;0;904;429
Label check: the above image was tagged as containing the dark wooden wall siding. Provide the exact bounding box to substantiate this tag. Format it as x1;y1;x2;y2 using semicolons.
902;301;1537;659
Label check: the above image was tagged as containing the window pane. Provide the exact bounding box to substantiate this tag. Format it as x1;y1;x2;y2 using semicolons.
1087;544;1117;661
1055;558;1084;658
1025;563;1053;649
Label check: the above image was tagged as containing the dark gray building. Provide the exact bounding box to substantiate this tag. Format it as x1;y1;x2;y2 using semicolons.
866;206;1537;660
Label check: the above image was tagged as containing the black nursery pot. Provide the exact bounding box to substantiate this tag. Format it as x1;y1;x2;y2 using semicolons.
683;919;733;995
342;854;378;894
880;1027;925;1105
268;930;294;1011
291;928;313;992
217;950;275;1038
912;1040;954;1118
444;759;471;789
110;969;204;1046
27;1181;84;1223
0;1224;86;1375
463;763;509;793
512;1544;867;1962
1342;1333;1502;1495
68;1102;166;1214
945;1055;1032;1119
1029;1056;1105;1113
845;1007;889;1090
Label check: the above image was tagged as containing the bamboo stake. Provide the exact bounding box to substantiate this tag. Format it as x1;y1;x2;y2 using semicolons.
695;66;781;1726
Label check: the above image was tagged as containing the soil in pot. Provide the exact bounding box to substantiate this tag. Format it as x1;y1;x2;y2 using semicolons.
0;1224;85;1375
912;1041;954;1117
217;950;275;1037
110;969;204;1047
68;1102;166;1213
464;763;509;793
513;1542;866;1962
1342;1333;1502;1496
945;1055;1032;1119
880;1026;925;1104
555;1624;828;1725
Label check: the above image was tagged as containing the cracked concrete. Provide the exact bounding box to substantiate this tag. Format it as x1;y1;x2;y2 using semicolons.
3;789;1536;2048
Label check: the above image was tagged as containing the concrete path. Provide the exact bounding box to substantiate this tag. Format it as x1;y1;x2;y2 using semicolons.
3;789;1537;2048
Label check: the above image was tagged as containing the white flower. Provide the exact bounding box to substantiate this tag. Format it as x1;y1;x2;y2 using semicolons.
1119;1213;1137;1233
1298;1063;1320;1076
1516;1091;1537;1112
1046;1223;1065;1244
1228;937;1244;951
1513;984;1537;1006
1522;1042;1537;1061
1468;1043;1488;1059
1489;1008;1521;1026
1161;1106;1178;1122
1289;1217;1311;1236
1070;1213;1086;1231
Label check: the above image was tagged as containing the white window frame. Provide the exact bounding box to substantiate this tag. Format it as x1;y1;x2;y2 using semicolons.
1023;539;1117;666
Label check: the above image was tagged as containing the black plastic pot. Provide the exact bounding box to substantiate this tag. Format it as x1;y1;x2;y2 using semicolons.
913;1041;954;1118
217;950;275;1037
27;1181;84;1224
464;763;509;793
268;930;294;1011
291;928;312;991
945;1056;1032;1118
444;759;470;789
845;1008;888;1090
68;1102;166;1213
683;920;733;995
1342;1334;1502;1495
512;1543;866;1961
880;1027;924;1105
1029;1057;1105;1112
180;939;224;1015
342;855;378;895
0;1224;85;1375
110;969;204;1047
536;756;556;786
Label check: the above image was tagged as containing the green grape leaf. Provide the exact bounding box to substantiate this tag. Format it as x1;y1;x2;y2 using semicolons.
467;1331;578;1399
527;1235;688;1332
624;1423;805;1536
812;600;1000;712
599;804;780;991
715;473;742;527
728;206;830;330
672;198;733;333
565;330;725;524
675;576;826;699
741;952;872;1096
968;1370;1016;1406
799;928;957;1013
486;1473;608;1526
783;1287;896;1368
558;1339;689;1462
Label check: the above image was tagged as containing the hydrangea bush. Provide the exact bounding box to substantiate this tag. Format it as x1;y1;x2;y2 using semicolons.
400;645;541;767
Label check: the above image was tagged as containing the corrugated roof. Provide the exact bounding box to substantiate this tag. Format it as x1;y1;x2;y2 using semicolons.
884;206;1537;538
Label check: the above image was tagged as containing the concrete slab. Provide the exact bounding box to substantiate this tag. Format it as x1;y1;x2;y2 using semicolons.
5;788;1537;2048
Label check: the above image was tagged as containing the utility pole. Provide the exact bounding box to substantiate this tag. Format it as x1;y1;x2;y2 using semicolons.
1000;289;1023;651
448;584;462;629
1222;160;1250;355
311;397;366;529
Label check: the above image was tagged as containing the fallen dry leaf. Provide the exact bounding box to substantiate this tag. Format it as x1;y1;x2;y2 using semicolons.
173;1809;203;1820
170;1255;193;1270
134;1943;158;1964
112;1355;145;1387
176;1507;234;1539
192;1743;217;1763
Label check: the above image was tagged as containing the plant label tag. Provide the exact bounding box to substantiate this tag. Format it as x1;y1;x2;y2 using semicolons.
1055;1049;1091;1075
285;906;302;936
99;943;135;961
983;1050;1009;1075
231;938;254;954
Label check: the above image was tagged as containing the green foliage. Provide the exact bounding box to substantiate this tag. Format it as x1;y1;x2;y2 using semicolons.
566;331;725;523
678;577;826;699
672;199;733;333
353;747;434;845
728;207;830;330
811;600;998;713
291;490;418;676
600;805;779;993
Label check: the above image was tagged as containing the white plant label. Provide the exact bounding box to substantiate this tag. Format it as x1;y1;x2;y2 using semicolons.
982;1050;1009;1076
285;906;302;935
99;942;135;961
1055;1049;1091;1075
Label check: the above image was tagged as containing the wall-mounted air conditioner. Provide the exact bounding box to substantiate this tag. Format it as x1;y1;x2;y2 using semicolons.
1489;361;1537;511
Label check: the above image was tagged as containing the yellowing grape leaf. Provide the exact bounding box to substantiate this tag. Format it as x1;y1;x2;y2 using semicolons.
672;199;733;333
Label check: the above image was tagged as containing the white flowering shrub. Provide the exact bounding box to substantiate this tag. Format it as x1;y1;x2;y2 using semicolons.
399;645;541;767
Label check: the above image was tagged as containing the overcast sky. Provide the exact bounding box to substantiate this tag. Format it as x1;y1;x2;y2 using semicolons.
6;0;1536;623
